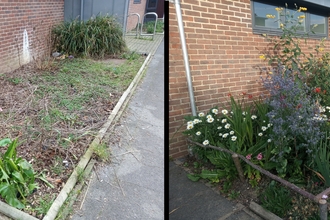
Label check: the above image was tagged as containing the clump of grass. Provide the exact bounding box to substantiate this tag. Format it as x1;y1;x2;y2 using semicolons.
52;15;127;58
144;20;164;33
93;143;111;162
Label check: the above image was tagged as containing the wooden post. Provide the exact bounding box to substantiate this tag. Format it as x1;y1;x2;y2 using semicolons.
232;153;245;182
319;199;327;220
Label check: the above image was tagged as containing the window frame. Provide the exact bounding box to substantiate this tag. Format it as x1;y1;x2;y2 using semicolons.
133;0;141;4
251;0;329;39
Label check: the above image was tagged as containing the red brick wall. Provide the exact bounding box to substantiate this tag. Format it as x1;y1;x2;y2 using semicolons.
169;0;330;159
0;0;64;74
126;0;147;32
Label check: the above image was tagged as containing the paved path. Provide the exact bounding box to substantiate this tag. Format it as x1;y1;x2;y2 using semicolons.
169;160;263;220
70;36;164;219
125;34;163;55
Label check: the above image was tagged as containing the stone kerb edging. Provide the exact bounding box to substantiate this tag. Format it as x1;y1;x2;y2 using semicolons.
0;53;152;220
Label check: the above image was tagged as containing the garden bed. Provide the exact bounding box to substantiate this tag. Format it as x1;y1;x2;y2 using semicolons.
0;53;146;219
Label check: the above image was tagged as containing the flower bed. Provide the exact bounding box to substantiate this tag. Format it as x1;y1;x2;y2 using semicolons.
183;5;330;219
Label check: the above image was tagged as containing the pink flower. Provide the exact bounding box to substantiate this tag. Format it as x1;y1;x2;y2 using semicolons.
257;153;263;160
246;154;252;160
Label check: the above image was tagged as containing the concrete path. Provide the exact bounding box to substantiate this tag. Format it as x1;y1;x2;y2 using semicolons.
70;37;164;219
169;160;263;220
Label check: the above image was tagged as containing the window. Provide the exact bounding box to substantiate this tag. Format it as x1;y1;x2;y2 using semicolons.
133;0;141;4
252;0;328;38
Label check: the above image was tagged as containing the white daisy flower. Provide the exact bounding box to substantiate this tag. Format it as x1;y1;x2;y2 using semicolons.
206;114;212;119
230;130;234;135
193;119;200;124
221;119;227;123
199;120;202;123
258;132;263;136
231;136;237;141
207;117;214;123
222;109;228;115
196;131;201;136
212;109;218;114
187;125;194;130
251;115;257;120
187;121;194;126
198;112;205;117
225;123;230;129
223;133;229;138
261;126;267;131
267;139;271;143
217;126;222;129
242;111;247;116
203;140;209;146
219;133;223;137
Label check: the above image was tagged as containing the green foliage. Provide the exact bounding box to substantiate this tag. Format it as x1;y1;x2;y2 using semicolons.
0;138;38;209
143;20;164;34
34;194;55;216
93;143;110;162
52;15;127;58
313;133;330;187
260;181;292;218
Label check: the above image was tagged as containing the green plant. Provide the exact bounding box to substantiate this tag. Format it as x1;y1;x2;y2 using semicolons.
144;20;164;33
228;190;240;200
313;133;330;187
51;156;66;175
52;15;127;58
0;138;38;209
260;181;292;218
7;77;23;85
93;143;110;162
260;180;292;218
34;194;55;216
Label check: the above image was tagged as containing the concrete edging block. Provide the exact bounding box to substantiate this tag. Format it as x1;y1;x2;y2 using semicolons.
249;201;283;220
0;53;152;220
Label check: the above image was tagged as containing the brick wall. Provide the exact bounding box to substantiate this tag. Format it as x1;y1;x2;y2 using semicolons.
126;0;147;32
0;0;64;74
169;0;330;159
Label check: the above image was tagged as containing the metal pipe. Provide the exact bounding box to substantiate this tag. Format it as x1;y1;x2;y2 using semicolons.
173;0;197;116
80;0;84;21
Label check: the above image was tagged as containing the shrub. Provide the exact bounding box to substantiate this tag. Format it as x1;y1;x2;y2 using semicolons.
52;15;127;58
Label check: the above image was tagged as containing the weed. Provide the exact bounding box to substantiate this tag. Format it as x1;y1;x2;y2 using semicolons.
51;156;66;175
7;77;23;85
93;143;110;162
76;167;85;183
34;194;55;216
228;190;240;200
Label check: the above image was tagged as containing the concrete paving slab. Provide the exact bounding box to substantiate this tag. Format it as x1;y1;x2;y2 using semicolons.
169;161;262;220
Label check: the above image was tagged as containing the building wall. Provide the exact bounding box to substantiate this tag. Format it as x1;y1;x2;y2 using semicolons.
169;0;330;159
126;0;147;32
0;0;64;74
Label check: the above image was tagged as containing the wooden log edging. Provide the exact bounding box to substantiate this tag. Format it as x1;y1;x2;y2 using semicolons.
187;139;320;203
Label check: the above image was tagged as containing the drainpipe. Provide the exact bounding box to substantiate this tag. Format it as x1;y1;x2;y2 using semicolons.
173;0;197;116
80;0;84;21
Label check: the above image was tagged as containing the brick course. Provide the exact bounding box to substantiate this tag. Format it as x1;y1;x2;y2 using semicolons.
169;0;330;159
0;0;64;74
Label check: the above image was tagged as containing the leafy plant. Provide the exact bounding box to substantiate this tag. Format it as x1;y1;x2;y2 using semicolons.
52;15;127;58
313;133;330;187
0;138;38;209
260;180;292;218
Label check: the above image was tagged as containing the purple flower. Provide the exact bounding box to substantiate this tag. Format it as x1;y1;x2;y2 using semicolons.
68;55;74;59
246;154;252;160
322;195;328;199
